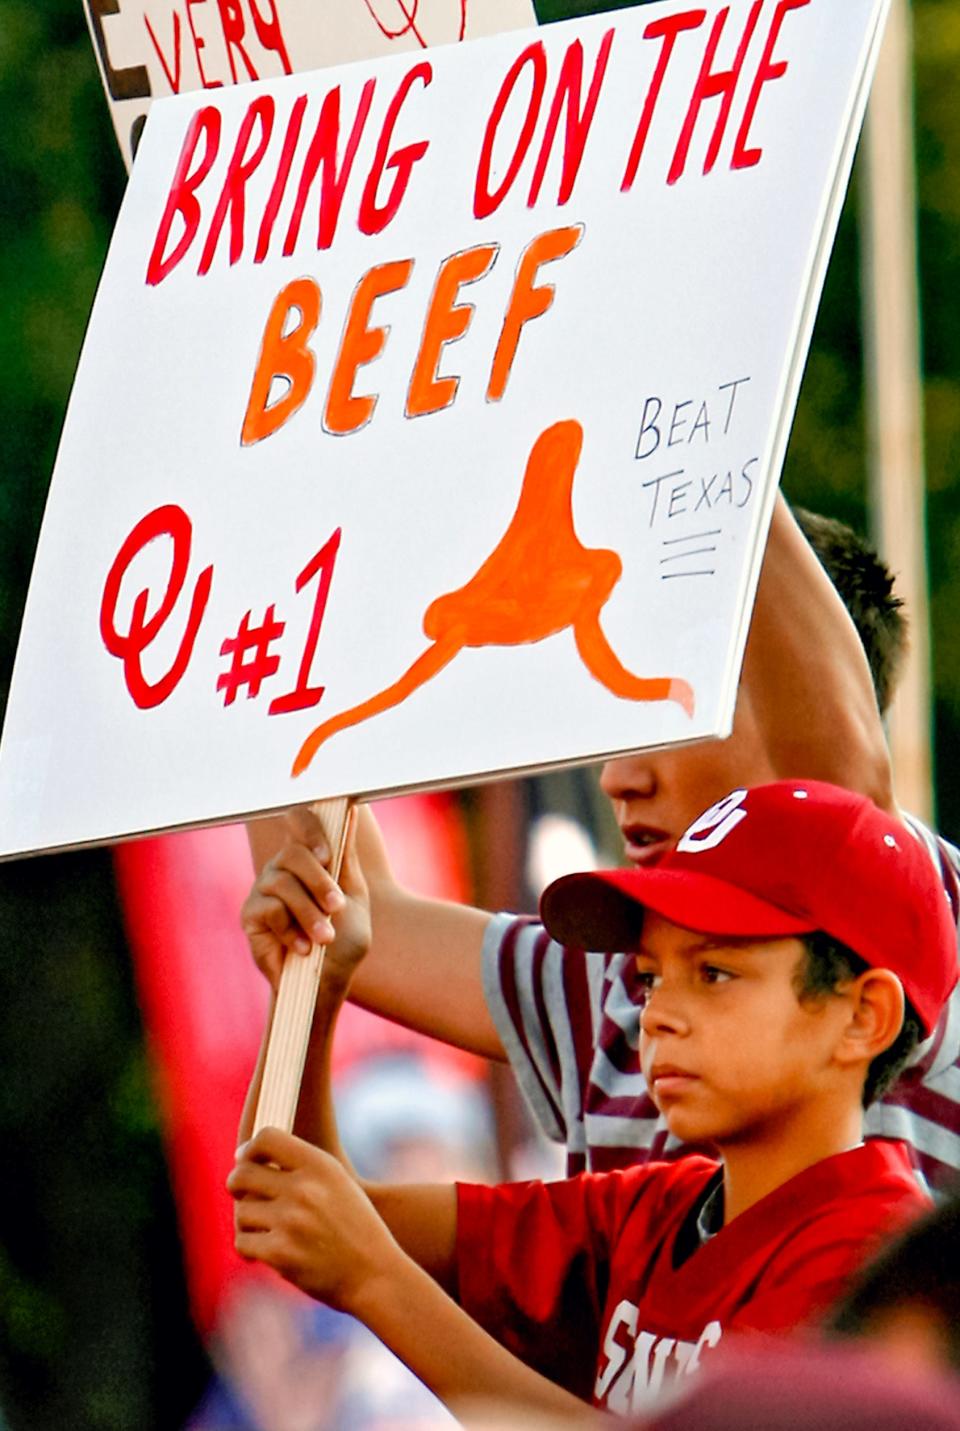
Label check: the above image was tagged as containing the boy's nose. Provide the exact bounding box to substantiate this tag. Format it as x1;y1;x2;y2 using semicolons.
599;755;658;804
640;987;690;1039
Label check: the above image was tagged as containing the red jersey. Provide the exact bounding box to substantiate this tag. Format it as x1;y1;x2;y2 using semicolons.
455;1140;927;1414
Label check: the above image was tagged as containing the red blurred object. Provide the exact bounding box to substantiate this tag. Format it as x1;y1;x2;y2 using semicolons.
113;792;475;1332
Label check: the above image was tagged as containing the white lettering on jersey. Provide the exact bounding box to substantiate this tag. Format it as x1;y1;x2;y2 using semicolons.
687;1318;723;1373
677;789;749;853
607;1331;656;1414
595;1299;637;1401
596;1306;724;1412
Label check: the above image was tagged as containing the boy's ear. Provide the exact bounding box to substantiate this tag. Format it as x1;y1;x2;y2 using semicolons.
834;968;905;1067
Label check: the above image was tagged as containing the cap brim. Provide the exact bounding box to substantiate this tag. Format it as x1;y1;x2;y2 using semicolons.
540;867;817;951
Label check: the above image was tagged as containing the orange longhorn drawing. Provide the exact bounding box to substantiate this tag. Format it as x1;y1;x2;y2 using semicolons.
292;419;694;776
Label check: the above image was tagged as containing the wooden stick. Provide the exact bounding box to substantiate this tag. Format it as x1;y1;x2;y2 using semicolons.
253;796;352;1134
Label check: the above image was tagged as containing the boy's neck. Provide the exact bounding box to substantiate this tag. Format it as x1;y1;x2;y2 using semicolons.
718;1098;865;1224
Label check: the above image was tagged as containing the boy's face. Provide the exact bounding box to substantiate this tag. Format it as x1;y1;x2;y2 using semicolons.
637;911;850;1147
600;707;777;867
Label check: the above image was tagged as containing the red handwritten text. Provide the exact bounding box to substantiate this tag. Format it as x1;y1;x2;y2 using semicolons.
268;530;342;714
143;0;292;94
475;29;615;219
145;1;812;286
147;60;432;284
100;504;213;709
473;0;811;211
217;603;285;704
621;0;812;189
101;512;343;715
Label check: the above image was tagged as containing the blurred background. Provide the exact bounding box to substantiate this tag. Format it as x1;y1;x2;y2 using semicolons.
0;0;957;1426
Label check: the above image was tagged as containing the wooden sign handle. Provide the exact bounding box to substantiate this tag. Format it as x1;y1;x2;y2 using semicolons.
253;796;353;1134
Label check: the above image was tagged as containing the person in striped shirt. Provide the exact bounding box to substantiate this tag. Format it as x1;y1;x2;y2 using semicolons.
245;495;960;1189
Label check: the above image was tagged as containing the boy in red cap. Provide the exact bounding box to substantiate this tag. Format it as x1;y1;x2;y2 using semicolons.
230;781;957;1420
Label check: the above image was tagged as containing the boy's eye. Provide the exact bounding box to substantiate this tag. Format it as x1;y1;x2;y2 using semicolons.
701;964;733;984
634;966;660;992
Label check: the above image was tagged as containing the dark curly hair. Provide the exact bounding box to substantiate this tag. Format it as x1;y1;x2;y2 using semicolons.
793;506;907;716
794;930;921;1107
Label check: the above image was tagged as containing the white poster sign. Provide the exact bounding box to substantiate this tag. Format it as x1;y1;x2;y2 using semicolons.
83;0;537;169
0;0;889;856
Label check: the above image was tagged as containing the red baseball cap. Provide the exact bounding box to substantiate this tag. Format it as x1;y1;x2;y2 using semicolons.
539;781;957;1037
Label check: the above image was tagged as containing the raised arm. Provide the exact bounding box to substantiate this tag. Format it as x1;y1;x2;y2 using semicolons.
741;494;895;811
245;802;504;1058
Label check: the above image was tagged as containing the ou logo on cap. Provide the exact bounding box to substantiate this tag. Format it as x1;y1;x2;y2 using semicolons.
677;789;749;853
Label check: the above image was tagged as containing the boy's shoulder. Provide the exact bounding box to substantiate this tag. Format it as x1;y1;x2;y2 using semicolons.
714;1140;929;1334
733;1139;926;1259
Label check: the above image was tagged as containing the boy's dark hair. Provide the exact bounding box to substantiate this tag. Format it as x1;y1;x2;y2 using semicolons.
793;506;906;715
828;1188;960;1373
794;930;922;1107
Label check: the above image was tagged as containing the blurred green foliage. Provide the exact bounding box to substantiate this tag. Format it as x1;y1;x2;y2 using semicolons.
0;0;957;1426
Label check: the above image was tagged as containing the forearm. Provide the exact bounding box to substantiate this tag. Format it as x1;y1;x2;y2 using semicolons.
351;807;503;1055
283;973;462;1289
237;990;276;1146
349;881;504;1059
293;964;351;1163
348;1254;586;1421
246;812;290;873
745;495;894;810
